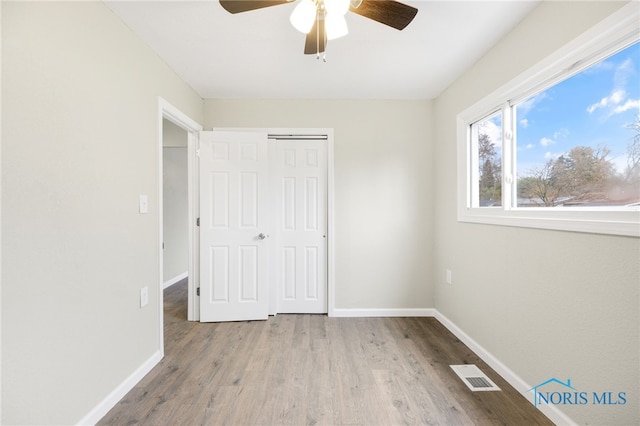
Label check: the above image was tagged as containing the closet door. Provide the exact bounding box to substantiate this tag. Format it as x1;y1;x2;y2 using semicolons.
273;139;328;314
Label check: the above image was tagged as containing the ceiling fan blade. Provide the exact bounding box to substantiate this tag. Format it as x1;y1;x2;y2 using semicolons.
219;0;291;14
304;15;327;55
349;0;418;30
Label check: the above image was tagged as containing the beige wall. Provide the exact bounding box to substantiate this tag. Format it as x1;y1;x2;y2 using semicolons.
3;1;639;425
432;2;639;425
2;2;202;424
204;99;434;310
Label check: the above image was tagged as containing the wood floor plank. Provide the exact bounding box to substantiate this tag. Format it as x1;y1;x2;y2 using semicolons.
98;281;554;426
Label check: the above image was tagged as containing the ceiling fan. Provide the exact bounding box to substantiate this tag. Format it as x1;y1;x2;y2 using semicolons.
219;0;418;56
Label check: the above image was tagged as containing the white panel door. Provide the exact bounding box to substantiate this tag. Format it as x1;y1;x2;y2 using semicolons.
199;131;269;322
273;140;327;313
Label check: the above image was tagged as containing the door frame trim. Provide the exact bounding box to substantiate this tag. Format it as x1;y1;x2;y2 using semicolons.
157;98;202;350
199;128;336;318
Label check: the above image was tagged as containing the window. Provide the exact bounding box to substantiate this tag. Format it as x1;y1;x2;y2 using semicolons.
514;43;640;208
471;111;502;207
458;3;640;237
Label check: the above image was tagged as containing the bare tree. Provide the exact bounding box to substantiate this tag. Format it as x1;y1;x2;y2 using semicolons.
624;115;640;184
519;160;563;206
519;146;615;206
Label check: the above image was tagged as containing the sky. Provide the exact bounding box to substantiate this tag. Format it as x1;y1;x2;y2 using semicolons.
514;41;640;176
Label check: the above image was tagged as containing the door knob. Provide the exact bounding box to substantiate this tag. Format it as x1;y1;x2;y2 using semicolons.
257;233;269;240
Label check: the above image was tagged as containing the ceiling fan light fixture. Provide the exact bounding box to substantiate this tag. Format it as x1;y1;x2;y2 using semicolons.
325;14;348;40
324;0;350;16
219;0;418;56
290;0;317;34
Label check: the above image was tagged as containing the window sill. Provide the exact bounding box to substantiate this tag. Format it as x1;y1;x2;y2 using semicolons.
458;208;640;237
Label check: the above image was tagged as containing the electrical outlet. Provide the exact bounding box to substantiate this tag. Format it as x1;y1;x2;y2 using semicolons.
140;286;149;308
446;269;453;285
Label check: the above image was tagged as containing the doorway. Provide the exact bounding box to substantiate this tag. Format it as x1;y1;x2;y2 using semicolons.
158;98;202;356
162;119;189;290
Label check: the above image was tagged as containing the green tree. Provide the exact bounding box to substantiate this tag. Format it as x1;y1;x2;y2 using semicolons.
478;133;501;203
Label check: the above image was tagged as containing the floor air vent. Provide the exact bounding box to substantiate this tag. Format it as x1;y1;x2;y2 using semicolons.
450;364;501;392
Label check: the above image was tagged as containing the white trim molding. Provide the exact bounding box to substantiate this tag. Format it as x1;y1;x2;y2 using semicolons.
326;131;336;318
335;307;579;423
163;271;188;289
433;310;577;426
158;97;203;327
78;307;576;425
76;351;162;426
332;308;436;318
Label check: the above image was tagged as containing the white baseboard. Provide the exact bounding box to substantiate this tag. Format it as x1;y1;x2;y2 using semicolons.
75;308;574;426
432;310;577;426
76;350;163;426
331;308;436;317
163;271;188;289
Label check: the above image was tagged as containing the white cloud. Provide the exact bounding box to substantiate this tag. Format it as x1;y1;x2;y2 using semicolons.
587;89;626;114
537;128;566;150
584;60;615;74
517;143;536;153
613;99;640;114
585;54;637;118
478;118;502;147
516;91;548;118
617;58;633;72
520;118;529;128
614;58;635;87
540;137;555;147
587;99;606;114
610;89;625;103
553;128;569;139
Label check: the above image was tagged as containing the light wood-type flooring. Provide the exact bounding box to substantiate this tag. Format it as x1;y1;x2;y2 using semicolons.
99;280;552;425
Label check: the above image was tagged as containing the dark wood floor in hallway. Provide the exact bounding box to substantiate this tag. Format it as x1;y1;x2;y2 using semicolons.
99;281;552;425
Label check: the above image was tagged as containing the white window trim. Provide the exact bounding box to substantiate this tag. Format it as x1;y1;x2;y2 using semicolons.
457;2;640;238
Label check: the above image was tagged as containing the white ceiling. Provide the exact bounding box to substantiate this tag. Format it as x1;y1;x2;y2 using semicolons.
105;0;540;100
